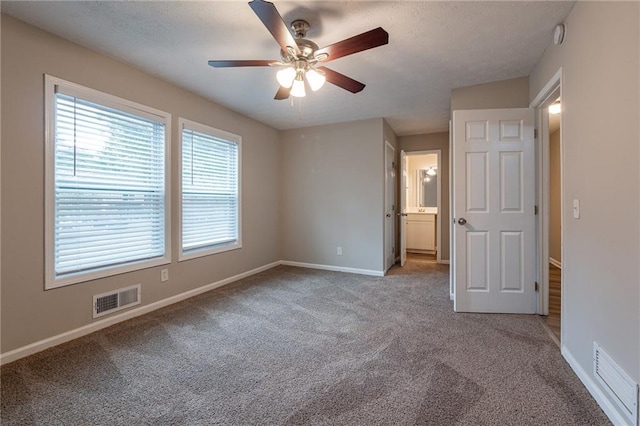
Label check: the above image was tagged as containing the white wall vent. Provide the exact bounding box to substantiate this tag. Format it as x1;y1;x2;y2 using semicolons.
93;284;141;318
593;342;639;425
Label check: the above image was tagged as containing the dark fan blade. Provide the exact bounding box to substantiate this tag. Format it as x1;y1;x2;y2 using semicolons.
208;60;273;67
317;67;366;93
249;0;300;55
274;85;291;100
315;27;388;62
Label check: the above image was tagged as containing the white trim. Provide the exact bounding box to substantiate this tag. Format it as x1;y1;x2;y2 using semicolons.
562;345;635;426
449;119;454;300
177;117;242;262
549;257;562;269
530;67;563;317
44;75;172;289
439;260;450;265
530;68;563;109
403;150;442;265
384;140;396;272
280;260;385;277
47;75;171;121
0;261;280;366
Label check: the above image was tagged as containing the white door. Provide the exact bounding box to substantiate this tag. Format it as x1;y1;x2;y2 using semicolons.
400;150;408;266
384;142;396;271
453;108;536;313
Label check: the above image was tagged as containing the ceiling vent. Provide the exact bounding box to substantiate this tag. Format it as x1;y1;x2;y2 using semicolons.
93;284;141;318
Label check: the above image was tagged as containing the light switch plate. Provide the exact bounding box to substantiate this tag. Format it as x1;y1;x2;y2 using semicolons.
573;199;580;219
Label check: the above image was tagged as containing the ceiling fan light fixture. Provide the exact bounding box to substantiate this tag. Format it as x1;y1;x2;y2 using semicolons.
306;68;326;91
276;67;296;88
426;167;437;176
549;101;561;115
208;1;389;100
290;72;306;97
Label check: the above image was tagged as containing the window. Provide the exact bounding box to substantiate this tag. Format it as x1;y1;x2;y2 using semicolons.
179;118;241;260
45;76;171;289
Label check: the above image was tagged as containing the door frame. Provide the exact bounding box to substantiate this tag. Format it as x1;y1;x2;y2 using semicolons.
530;68;563;318
384;140;396;272
402;149;442;264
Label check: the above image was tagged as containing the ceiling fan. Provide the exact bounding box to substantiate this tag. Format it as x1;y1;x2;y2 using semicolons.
208;0;389;100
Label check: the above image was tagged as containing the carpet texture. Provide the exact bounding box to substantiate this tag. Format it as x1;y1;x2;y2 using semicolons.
1;257;610;425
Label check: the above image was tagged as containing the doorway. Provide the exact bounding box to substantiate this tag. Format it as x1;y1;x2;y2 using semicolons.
399;150;442;266
531;69;563;345
384;141;396;272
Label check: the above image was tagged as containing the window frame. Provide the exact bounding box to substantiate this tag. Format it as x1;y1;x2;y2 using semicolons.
44;75;172;289
178;117;242;261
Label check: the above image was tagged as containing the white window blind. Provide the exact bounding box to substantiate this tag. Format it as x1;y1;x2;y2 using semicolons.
180;120;240;259
46;76;170;288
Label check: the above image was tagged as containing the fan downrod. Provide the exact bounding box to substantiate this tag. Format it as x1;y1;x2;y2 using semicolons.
291;19;310;38
282;20;319;60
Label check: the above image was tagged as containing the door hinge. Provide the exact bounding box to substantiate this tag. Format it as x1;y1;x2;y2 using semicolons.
534;129;538;139
535;281;539;292
534;205;538;215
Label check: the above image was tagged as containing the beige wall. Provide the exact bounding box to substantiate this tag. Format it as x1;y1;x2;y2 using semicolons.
399;132;450;261
280;119;387;272
451;76;529;113
1;16;281;353
530;0;639;413
549;129;562;263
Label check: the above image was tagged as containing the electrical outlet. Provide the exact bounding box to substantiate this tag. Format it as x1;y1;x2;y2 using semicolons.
337;246;343;256
161;268;169;282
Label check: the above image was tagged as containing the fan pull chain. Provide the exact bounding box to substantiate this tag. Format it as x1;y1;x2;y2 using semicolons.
297;97;303;121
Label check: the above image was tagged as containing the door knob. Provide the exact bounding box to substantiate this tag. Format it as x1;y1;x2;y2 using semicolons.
386;213;391;218
457;218;467;225
398;213;408;217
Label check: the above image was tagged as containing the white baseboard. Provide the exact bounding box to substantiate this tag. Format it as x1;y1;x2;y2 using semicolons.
562;345;635;426
0;261;281;366
439;259;450;265
549;257;562;269
280;260;385;277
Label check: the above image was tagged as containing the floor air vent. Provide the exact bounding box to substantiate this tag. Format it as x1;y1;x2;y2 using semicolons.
93;284;141;318
593;342;639;425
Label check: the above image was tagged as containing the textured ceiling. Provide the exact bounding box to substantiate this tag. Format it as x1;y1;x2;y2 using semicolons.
1;1;574;135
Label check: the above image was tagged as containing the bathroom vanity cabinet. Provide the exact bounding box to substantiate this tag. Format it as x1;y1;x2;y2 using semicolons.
406;213;436;252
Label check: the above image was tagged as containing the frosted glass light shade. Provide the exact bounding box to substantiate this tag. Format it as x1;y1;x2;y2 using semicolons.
426;167;437;176
306;68;326;91
290;77;306;98
549;103;561;114
276;67;296;88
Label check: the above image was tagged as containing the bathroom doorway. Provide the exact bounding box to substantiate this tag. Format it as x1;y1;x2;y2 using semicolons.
400;150;442;265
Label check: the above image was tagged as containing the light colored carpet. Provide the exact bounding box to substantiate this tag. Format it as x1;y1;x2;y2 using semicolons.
1;258;610;425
